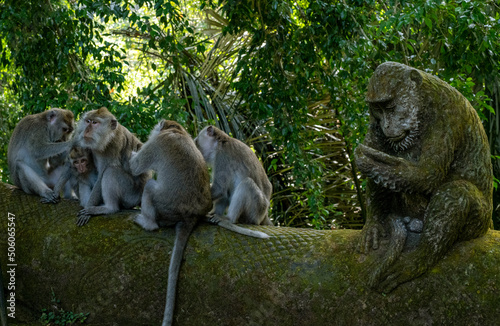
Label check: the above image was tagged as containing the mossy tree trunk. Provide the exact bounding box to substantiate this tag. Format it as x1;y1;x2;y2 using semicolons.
0;182;499;325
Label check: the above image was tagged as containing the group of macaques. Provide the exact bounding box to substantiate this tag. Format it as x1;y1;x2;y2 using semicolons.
7;106;272;326
7;62;495;323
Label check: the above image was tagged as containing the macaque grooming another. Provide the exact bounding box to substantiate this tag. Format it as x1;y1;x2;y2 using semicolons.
130;120;269;326
8;108;74;203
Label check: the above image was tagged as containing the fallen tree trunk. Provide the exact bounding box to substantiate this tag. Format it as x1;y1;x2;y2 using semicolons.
0;182;499;325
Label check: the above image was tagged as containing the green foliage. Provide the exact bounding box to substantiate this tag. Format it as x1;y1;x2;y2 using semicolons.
0;0;126;112
1;0;499;229
39;291;89;325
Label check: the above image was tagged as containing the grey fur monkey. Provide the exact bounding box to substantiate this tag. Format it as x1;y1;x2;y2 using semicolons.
195;125;273;226
8;108;74;203
76;107;150;226
53;146;98;207
47;153;75;199
130;120;268;326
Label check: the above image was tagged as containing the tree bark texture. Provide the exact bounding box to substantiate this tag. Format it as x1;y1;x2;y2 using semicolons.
0;182;499;325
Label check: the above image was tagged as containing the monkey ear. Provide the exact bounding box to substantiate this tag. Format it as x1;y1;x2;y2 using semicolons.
409;69;423;86
110;119;118;130
47;111;57;124
158;119;166;130
207;126;215;137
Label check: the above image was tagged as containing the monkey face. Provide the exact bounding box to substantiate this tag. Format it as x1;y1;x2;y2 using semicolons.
47;108;74;142
70;147;93;175
72;157;89;174
369;89;420;152
367;65;422;152
83;118;101;143
79;108;118;151
370;100;412;141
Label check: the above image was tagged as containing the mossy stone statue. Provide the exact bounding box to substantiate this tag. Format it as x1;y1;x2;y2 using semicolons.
355;62;493;293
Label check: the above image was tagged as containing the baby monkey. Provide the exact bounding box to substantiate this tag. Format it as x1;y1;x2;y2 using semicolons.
53;146;98;207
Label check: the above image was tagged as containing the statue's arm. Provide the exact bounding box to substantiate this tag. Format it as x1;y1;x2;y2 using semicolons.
355;136;454;194
358;179;391;253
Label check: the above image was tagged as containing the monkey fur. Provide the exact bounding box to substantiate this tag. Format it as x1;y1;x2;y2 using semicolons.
130;120;270;326
52;146;98;207
129;120;212;326
8;108;74;204
195;125;273;227
76;107;150;225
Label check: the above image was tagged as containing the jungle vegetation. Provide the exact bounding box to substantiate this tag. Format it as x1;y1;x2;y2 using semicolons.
0;0;499;229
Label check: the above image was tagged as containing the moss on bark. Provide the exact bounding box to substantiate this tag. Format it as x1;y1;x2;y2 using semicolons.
0;182;499;325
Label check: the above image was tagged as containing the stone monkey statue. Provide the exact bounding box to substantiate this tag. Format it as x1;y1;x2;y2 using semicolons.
355;62;493;293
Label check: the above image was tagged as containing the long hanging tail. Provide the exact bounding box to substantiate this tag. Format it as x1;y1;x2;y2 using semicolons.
162;218;197;326
215;219;270;239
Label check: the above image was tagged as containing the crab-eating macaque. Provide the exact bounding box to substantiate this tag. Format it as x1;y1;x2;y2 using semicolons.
195;125;273;227
46;153;74;199
7;108;74;203
130;120;268;326
53;146;98;207
76;107;150;226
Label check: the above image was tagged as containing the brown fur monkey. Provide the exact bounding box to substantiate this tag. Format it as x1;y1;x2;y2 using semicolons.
129;120;211;326
53;146;98;207
195;125;273;226
8;108;74;203
130;120;269;326
76;107;150;226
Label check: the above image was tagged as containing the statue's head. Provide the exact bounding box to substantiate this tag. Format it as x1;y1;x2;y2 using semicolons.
366;62;423;151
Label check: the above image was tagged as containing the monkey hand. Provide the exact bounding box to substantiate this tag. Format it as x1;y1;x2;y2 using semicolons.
39;190;59;204
206;214;229;225
77;209;92;226
357;220;386;254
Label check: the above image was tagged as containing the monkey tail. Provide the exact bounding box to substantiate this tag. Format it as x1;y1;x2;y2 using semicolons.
162;218;198;326
215;219;270;239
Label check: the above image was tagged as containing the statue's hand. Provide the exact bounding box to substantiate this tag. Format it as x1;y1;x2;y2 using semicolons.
375;251;428;293
357;220;387;254
356;144;404;167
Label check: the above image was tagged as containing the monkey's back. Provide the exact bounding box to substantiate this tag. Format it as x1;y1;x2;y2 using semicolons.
420;72;493;202
214;137;272;199
154;132;212;219
7;113;48;184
